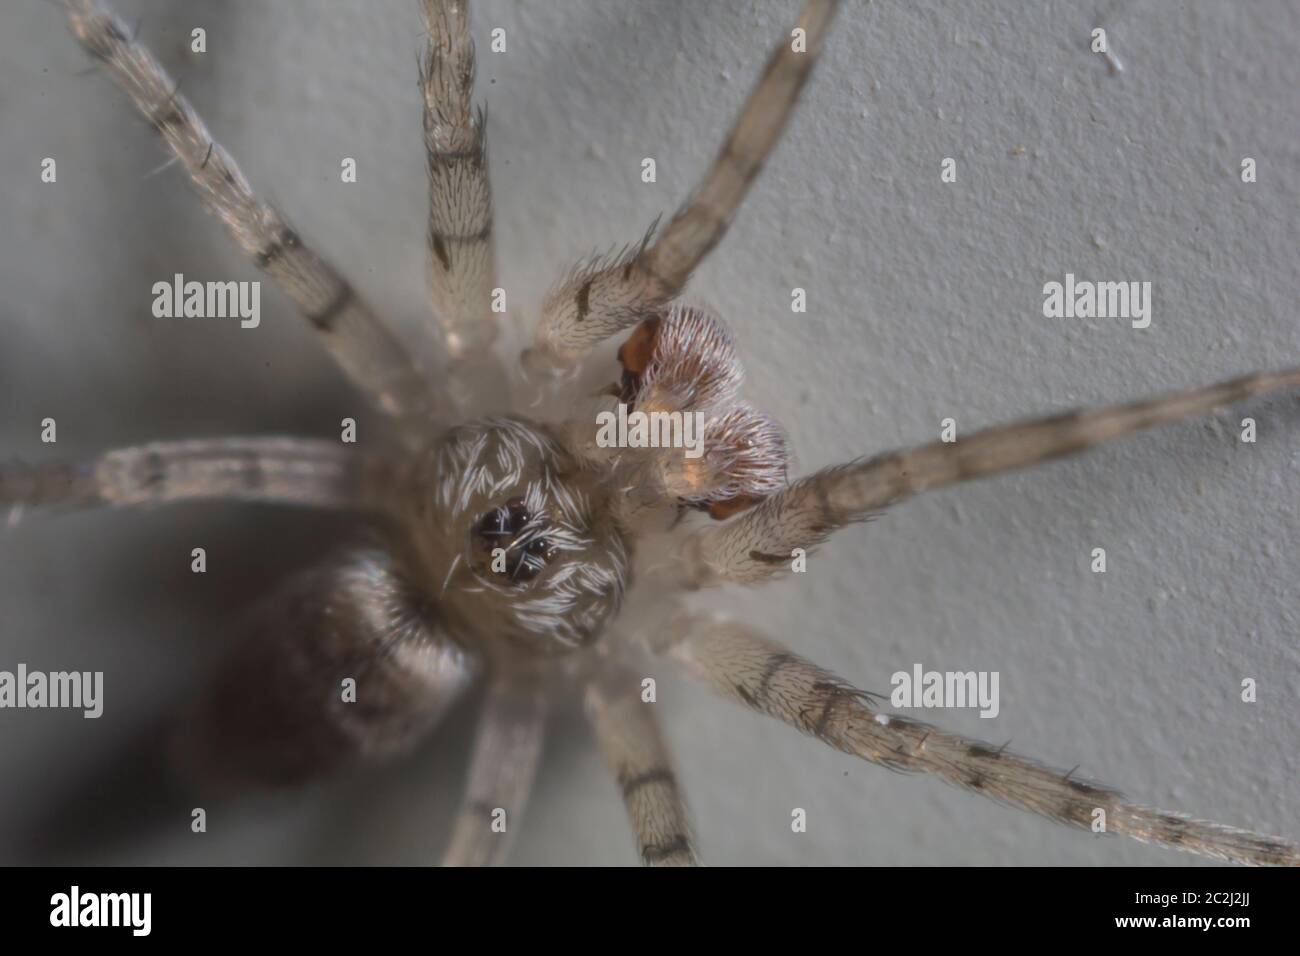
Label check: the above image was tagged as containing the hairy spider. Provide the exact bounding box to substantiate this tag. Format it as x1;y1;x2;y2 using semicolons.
3;0;1298;865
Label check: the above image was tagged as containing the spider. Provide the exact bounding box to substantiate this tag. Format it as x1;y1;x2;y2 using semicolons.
3;0;1298;865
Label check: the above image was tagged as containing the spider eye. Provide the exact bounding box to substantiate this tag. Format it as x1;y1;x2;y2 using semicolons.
470;497;559;586
476;497;530;538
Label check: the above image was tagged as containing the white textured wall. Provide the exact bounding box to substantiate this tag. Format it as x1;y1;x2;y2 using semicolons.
1;0;1297;865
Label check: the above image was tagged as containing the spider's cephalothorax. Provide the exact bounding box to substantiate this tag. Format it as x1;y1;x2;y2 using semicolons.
9;0;1299;867
412;417;630;654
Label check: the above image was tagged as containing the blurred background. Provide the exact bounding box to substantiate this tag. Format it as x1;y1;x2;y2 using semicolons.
1;0;1298;865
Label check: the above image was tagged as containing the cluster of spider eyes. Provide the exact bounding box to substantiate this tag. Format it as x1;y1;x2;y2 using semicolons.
471;497;558;586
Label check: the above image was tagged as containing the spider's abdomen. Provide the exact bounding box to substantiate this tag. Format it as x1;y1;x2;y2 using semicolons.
407;418;630;655
171;551;471;791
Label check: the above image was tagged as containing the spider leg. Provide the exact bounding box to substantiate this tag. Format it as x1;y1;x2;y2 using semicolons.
441;667;546;866
586;669;699;866
522;0;840;376
175;549;474;790
1;437;405;517
653;614;1299;866
63;0;439;424
421;0;497;362
678;366;1300;585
